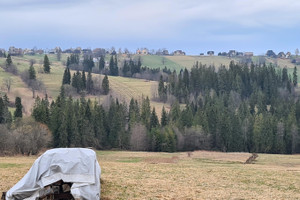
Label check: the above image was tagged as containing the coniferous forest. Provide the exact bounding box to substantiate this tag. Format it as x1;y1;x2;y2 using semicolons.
31;61;300;154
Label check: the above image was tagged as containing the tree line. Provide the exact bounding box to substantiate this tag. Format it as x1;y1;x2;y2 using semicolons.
62;67;109;95
66;53;167;81
156;61;300;153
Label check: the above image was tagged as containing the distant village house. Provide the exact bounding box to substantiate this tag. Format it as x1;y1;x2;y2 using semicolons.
277;52;286;59
207;51;214;56
244;52;254;57
173;50;186;56
136;48;149;55
228;50;236;57
9;46;23;56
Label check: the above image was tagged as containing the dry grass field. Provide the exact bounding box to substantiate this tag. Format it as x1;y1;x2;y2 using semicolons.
91;74;170;116
1;151;299;199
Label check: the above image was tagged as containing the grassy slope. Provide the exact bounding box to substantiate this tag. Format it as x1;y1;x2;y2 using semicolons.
88;74;169;116
137;55;238;72
0;55;167;116
136;55;184;72
0;151;299;199
167;55;238;70
0;64;36;115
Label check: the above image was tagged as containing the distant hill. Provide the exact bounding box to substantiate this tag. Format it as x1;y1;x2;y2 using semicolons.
0;53;298;116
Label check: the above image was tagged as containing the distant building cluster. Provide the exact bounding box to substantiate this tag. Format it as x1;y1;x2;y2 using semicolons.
1;46;299;66
200;50;254;57
265;50;292;59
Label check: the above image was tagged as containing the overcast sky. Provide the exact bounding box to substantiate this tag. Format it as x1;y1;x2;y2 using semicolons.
0;0;300;55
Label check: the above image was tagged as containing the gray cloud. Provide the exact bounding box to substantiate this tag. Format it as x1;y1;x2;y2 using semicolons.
0;0;299;52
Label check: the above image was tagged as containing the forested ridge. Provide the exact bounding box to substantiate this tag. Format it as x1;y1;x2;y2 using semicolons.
30;61;300;154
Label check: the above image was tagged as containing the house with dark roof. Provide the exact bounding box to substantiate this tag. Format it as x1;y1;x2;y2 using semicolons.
173;50;186;56
207;51;214;56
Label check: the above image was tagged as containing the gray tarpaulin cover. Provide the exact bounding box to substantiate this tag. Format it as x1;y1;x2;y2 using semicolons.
6;148;101;200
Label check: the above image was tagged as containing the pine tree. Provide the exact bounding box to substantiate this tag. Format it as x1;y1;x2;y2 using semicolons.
28;65;36;80
14;97;23;118
293;66;297;87
43;55;51;73
102;75;109;95
6;54;12;67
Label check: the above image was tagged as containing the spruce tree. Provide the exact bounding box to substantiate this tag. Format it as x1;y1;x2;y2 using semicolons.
109;56;114;75
6;54;12;67
150;107;159;130
293;66;297;87
129;98;137;129
58;112;68;147
161;106;168;127
43;55;51;73
158;75;167;102
114;55;118;76
29;65;36;80
0;97;4;123
72;71;82;93
82;70;86;90
99;55;105;71
14;97;23;118
62;67;71;85
137;56;142;73
57;50;62;61
141;96;151;128
0;96;11;124
102;75;109;95
86;71;94;94
66;57;70;67
122;60;131;76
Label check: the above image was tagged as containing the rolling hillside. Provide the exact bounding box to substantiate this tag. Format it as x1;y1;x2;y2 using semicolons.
0;53;298;116
0;55;168;117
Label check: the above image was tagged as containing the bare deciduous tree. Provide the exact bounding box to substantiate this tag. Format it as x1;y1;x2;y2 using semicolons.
162;57;166;65
0;118;51;155
3;77;13;93
29;59;36;67
130;123;148;151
